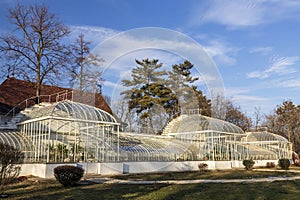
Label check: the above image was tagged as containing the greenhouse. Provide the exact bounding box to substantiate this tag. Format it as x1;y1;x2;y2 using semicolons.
16;100;119;163
0;100;292;163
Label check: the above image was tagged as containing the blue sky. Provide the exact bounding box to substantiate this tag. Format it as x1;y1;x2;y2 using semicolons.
1;0;300;119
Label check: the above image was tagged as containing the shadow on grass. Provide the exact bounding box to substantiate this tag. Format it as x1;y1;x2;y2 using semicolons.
6;179;171;200
133;181;300;200
7;180;300;200
4;169;300;200
111;169;299;181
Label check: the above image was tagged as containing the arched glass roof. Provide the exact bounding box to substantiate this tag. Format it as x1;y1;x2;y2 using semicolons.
0;130;33;152
21;100;118;124
165;114;244;134
118;133;189;154
246;132;289;143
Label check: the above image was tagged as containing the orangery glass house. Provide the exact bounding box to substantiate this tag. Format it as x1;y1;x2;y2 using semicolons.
0;99;291;163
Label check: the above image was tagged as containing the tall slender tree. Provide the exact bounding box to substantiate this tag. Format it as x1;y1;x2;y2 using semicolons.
167;60;211;116
167;60;198;104
0;4;70;102
70;34;104;94
254;106;264;131
190;86;211;116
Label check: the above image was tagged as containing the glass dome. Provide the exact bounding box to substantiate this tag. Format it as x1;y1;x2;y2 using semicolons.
21;100;117;124
241;131;291;160
164;114;244;135
246;131;289;143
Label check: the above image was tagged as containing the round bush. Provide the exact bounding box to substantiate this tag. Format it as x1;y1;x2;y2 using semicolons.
198;163;208;171
266;162;275;168
278;158;290;170
243;159;255;170
54;165;84;187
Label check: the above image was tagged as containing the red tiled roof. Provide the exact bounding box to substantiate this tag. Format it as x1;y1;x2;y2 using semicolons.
0;77;112;115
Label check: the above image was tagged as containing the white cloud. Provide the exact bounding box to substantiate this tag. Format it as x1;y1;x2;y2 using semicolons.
68;25;118;48
282;79;300;88
203;40;238;66
270;78;300;89
92;28;224;90
250;46;273;55
223;86;271;117
225;87;250;97
231;94;268;103
66;27;226;99
190;0;300;28
247;56;299;79
232;94;272;117
205;0;264;26
247;71;268;79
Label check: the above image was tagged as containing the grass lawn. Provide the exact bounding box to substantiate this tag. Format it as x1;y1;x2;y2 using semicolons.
4;169;300;200
110;168;300;181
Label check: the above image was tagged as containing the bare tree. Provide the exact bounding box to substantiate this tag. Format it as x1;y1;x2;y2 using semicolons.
211;95;252;131
263;100;300;153
211;94;230;120
112;99;136;132
70;34;104;94
276;101;300;152
262;113;281;133
254;106;264;131
225;103;252;132
0;143;24;197
0;4;70;102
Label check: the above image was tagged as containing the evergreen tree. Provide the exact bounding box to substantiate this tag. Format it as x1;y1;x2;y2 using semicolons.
121;59;212;134
129;83;178;118
167;60;211;116
167;60;198;103
122;58;166;97
191;86;211;116
122;59;168;134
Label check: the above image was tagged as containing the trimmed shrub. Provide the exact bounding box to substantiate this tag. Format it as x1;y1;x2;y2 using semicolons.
17;176;28;182
266;162;275;168
243;159;255;170
198;163;208;171
0;143;24;195
278;158;290;170
54;165;84;187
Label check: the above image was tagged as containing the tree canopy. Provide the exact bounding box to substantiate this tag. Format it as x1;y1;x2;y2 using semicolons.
211;95;252;131
121;59;168;134
0;4;70;100
225;103;252;132
121;58;211;134
263;100;300;153
166;60;211;116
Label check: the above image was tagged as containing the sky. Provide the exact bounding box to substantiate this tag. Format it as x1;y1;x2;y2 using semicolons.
1;0;300;119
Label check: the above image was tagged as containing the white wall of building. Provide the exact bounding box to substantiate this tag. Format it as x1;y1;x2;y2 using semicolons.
19;160;279;178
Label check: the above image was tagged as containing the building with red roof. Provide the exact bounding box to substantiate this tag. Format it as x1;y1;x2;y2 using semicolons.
0;77;112;115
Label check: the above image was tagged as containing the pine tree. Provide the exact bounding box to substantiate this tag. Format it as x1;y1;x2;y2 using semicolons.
121;59;212;134
122;59;168;134
167;60;211;116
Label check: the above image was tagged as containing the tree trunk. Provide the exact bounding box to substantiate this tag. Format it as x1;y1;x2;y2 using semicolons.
35;82;41;104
